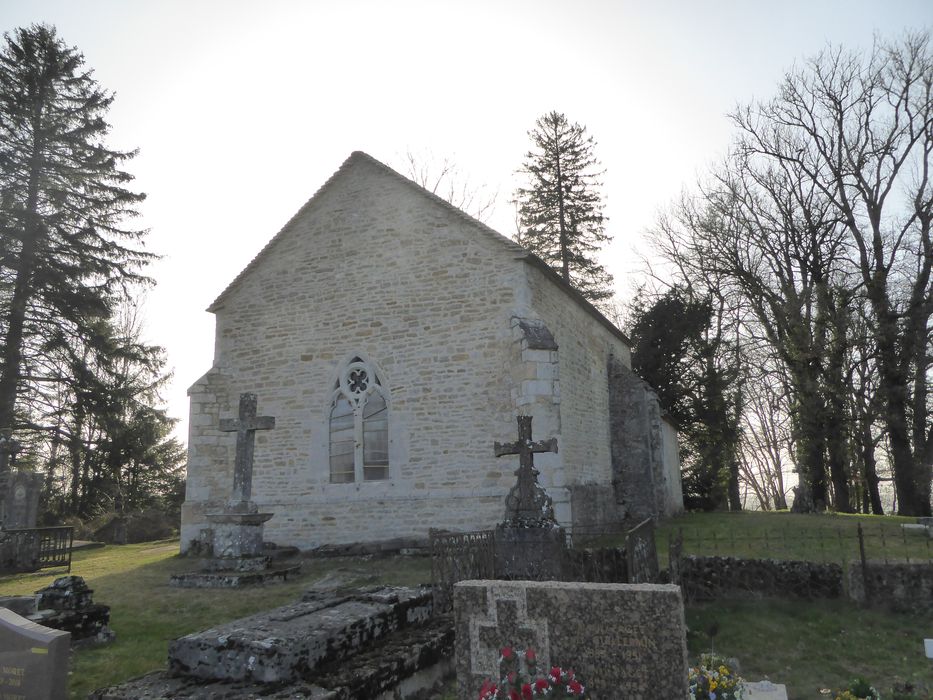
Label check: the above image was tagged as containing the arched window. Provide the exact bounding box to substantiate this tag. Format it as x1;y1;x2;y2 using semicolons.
329;356;389;483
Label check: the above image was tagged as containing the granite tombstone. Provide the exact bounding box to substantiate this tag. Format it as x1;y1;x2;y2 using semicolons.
454;579;689;700
0;607;70;700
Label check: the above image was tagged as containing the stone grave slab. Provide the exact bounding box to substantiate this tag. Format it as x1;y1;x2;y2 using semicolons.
0;607;70;699
744;679;789;699
168;586;432;683
454;579;688;700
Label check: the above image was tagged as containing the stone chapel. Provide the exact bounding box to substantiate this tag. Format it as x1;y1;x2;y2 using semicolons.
181;151;683;552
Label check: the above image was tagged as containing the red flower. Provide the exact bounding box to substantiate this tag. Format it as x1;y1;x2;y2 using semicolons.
534;678;549;692
508;690;520;700
567;679;584;695
521;683;533;700
478;679;498;699
501;646;514;660
525;648;536;663
549;666;562;682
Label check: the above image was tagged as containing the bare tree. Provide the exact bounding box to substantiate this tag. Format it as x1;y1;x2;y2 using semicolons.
402;149;497;223
733;33;933;515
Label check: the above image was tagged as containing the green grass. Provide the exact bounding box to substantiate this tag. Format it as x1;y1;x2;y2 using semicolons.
0;541;432;699
653;510;932;564
2;512;931;699
687;598;933;699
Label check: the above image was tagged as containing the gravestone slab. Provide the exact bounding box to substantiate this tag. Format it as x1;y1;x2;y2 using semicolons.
744;680;789;699
454;580;688;700
0;607;70;699
2;471;42;529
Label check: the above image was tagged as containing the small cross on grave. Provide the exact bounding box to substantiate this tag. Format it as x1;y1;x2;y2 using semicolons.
219;393;275;504
469;588;550;677
494;416;558;526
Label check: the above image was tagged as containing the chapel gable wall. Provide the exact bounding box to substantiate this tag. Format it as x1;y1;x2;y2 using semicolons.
184;157;533;550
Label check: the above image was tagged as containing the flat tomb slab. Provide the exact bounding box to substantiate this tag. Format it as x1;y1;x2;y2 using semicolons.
454;580;688;700
168;586;432;683
93;614;454;700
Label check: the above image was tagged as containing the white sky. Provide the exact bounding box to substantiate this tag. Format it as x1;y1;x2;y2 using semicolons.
0;0;930;443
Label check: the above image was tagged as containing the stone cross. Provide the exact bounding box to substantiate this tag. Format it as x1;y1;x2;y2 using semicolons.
494;416;558;525
219;393;275;504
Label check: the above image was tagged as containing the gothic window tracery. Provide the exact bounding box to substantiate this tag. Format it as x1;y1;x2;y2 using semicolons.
329;356;389;483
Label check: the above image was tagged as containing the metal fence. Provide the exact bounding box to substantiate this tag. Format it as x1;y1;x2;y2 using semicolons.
668;521;933;604
625;518;659;583
0;526;74;574
670;521;933;567
429;520;659;612
430;529;495;612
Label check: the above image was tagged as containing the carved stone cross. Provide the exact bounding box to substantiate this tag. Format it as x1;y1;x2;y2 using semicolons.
494;416;558;525
219;393;275;504
468;587;550;677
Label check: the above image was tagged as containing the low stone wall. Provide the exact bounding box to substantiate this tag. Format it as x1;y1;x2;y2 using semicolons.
677;555;843;601
847;561;933;611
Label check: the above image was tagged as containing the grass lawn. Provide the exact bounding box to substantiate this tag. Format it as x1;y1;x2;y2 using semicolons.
0;541;432;699
1;512;931;699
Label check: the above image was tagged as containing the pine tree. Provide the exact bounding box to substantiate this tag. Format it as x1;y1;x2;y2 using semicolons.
0;24;152;430
514;111;613;303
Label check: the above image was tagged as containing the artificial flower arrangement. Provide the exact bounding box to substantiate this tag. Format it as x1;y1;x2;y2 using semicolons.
834;677;882;700
478;645;588;699
688;654;745;700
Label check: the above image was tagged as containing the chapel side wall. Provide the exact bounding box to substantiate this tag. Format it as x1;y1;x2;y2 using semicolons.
186;158;530;549
523;265;630;529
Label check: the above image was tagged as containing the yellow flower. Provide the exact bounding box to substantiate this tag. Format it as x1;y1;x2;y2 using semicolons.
710;680;718;690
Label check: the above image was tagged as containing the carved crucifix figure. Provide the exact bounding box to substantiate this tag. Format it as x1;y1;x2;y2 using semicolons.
494;416;558;526
219;393;275;504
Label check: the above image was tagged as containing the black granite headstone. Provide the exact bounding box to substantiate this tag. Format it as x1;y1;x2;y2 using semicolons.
0;607;70;699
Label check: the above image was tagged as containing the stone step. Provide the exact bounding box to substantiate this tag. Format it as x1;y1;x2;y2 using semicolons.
168;586;433;684
88;612;453;699
169;563;301;588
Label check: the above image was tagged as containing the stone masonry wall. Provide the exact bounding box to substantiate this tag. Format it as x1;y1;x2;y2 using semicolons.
523;264;630;528
183;154;648;550
185;156;531;550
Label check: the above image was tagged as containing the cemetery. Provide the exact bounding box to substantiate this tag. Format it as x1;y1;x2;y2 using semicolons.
0;7;931;700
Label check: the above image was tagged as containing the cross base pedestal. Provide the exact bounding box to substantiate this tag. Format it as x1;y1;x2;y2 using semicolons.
207;504;273;559
493;524;566;581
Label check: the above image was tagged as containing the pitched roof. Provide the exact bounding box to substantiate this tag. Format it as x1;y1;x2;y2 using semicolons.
207;151;630;346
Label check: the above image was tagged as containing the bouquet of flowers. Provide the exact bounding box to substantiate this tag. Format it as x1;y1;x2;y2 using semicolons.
478;646;588;699
834;677;882;700
688;654;745;700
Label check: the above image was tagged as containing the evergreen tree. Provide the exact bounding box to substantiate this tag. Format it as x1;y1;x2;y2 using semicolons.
628;286;743;511
514;111;613;303
0;24;152;431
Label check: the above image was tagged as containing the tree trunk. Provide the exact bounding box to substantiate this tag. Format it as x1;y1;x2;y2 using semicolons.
0;112;45;429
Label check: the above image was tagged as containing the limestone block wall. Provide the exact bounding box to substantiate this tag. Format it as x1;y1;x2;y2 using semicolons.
522;263;631;528
183;156;537;551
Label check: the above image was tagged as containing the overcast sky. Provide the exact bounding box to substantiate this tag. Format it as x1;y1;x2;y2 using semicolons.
1;0;930;442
